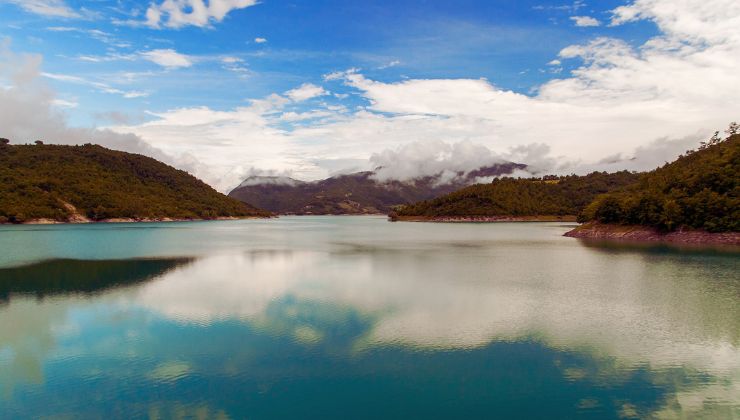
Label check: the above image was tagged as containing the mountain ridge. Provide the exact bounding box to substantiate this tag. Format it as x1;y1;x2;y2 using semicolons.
228;163;526;215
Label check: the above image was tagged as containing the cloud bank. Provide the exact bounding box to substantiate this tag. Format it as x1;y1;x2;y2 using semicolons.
0;40;208;179
102;0;738;190
4;0;740;193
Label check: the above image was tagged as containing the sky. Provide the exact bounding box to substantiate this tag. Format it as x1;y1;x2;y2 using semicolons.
0;0;738;191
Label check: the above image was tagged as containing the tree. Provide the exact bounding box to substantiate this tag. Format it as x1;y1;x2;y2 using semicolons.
727;122;739;136
35;140;44;145
0;138;9;145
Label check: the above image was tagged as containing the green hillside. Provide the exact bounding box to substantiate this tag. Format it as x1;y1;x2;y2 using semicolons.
579;133;739;232
393;171;640;219
0;143;271;223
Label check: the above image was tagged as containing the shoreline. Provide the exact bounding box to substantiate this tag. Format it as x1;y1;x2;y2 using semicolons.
1;215;272;225
389;215;578;223
564;223;740;247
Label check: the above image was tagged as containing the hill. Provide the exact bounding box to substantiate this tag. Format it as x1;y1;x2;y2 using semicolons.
391;171;640;221
0;143;271;223
575;133;739;233
228;163;525;215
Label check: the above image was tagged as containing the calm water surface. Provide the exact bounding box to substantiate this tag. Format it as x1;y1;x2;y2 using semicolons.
0;216;738;419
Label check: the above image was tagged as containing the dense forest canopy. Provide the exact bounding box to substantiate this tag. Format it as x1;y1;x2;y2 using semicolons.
579;132;739;232
394;171;640;218
0;143;270;223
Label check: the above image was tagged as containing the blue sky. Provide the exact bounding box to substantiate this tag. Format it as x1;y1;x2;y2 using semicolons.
1;0;655;125
0;0;737;190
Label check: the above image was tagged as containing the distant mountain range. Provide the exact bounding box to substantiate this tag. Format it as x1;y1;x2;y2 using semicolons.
228;163;526;215
0;143;271;223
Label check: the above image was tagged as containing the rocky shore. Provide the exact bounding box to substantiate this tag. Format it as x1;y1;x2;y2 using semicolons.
1;216;268;225
389;214;577;223
564;223;740;246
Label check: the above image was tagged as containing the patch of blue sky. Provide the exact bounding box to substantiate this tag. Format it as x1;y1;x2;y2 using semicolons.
0;0;659;127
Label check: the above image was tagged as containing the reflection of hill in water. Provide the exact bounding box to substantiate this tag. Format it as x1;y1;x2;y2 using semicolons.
0;258;194;301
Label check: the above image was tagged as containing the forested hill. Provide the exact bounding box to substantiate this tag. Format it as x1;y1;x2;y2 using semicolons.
392;171;640;219
579;133;739;232
0;143;271;223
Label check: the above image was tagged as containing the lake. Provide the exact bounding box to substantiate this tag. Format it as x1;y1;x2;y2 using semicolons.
1;216;738;419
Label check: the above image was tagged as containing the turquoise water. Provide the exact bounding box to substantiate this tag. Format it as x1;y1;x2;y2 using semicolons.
1;217;738;418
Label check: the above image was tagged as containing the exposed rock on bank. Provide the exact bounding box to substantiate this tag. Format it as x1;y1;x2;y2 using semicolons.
564;223;740;246
389;214;577;222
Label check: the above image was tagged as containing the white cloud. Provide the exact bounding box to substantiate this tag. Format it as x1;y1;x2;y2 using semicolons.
220;56;242;64
122;91;149;99
142;0;259;29
378;60;401;69
45;26;128;47
323;68;359;81
0;41;173;166
254;37;267;43
140;49;192;69
42;72;149;99
369;140;505;182
50;98;77;108
10;0;740;193
1;0;79;18
108;100;300;191
284;83;328;102
570;16;601;27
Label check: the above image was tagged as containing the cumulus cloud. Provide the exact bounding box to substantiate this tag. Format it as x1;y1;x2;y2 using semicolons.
142;0;259;29
369;140;505;182
570;16;601;27
254;37;267;43
107;100;300;191
17;0;739;192
1;0;80;18
140;49;192;69
285;83;328;102
0;41;206;180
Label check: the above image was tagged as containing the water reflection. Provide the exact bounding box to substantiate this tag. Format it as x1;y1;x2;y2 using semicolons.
0;219;738;418
0;258;192;399
0;258;193;301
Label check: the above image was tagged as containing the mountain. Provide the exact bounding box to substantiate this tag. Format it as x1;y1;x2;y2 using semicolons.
576;133;739;233
391;171;641;221
0;143;271;223
228;163;526;215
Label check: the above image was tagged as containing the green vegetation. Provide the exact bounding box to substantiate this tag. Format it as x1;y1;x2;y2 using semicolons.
394;171;640;218
0;143;271;223
580;133;739;232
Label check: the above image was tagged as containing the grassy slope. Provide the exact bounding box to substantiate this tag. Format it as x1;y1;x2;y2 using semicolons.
0;143;271;223
394;171;640;219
